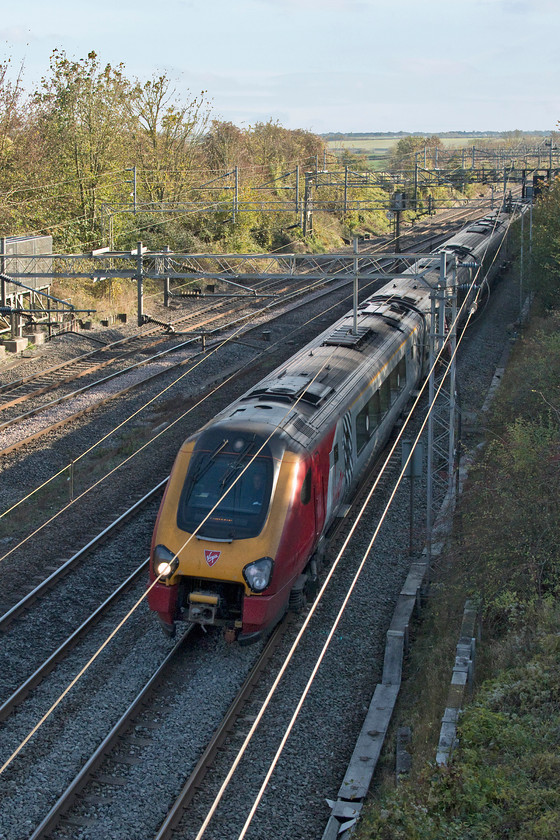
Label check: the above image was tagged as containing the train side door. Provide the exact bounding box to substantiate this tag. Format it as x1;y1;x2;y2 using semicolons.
313;450;325;538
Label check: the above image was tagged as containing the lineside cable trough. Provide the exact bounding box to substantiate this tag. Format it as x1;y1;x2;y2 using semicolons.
436;599;480;766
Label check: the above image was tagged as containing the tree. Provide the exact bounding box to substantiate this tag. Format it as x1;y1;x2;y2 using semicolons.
0;59;24;176
390;134;443;170
33;50;133;245
246;120;324;176
530;176;560;307
202;120;248;171
130;74;210;204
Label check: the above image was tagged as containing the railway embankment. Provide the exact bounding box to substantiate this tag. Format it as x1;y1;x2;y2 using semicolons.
356;305;560;839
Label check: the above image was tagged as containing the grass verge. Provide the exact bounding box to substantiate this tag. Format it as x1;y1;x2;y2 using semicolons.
356;306;560;840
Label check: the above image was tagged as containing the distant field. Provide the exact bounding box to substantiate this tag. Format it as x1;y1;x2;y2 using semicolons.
326;135;490;163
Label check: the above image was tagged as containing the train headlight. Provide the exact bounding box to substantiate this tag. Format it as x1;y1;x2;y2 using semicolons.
153;545;179;579
243;557;274;593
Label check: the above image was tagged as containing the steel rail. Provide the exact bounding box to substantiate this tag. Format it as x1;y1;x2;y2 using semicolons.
28;626;195;840
0;334;205;432
0;263;347;439
0;264;290;406
153;617;290;840
0;479;168;631
0;558;149;722
0;276;277;410
0;332;185;409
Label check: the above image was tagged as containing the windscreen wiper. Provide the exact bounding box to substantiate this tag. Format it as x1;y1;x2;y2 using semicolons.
219;436;256;488
190;438;229;482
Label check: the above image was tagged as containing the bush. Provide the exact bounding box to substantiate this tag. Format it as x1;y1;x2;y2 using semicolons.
358;623;560;840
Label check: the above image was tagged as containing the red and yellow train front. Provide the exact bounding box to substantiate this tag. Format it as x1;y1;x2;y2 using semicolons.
148;423;317;643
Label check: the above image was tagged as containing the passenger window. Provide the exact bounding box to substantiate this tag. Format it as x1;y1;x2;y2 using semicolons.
300;468;312;505
369;390;381;428
389;356;407;403
379;378;390;413
356;403;369;454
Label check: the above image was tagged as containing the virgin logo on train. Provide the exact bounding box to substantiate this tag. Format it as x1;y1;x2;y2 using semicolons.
205;550;221;567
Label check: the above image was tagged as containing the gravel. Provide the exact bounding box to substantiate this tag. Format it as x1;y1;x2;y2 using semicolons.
0;209;519;839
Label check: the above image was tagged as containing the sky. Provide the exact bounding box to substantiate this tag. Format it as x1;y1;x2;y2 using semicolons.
1;0;558;135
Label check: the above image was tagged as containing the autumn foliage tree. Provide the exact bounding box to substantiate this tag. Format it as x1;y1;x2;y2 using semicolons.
32;51;133;243
0;60;24;179
0;50;328;252
389;134;444;169
130;75;210;203
202;120;249;171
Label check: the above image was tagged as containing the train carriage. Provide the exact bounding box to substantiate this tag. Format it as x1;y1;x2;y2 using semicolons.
148;212;510;642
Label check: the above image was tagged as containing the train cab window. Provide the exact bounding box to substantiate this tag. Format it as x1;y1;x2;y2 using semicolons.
178;437;274;539
300;468;312;505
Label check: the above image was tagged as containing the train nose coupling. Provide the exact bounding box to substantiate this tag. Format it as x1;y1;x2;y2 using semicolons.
188;591;219;624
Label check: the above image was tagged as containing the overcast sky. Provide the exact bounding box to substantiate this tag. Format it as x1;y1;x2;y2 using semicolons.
1;0;557;134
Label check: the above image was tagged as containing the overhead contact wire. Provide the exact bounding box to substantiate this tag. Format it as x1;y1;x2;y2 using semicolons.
0;213;513;779
194;213;515;839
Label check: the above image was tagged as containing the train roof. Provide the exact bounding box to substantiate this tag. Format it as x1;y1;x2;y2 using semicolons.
435;211;509;260
212;295;424;450
195;211;510;453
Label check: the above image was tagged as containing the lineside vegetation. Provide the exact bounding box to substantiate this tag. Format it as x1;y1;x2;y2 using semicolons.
357;180;560;840
1;52;483;260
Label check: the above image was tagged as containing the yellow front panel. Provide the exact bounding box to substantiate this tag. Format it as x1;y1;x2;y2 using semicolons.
155;442;299;594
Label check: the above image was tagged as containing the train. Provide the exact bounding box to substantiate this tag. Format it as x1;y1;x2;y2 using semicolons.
148;212;510;643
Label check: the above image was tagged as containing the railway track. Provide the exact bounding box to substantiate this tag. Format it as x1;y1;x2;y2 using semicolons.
26;626;196;840
3;412;402;840
152;435;405;840
0;484;168;725
0;216;478;458
0;331;176;410
25;621;292;840
0;208;520;840
0;481;167;630
0;277;293;420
